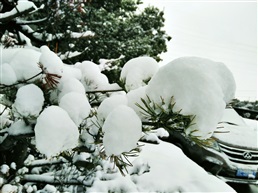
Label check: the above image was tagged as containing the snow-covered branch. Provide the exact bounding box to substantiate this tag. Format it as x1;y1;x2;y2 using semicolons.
22;174;82;185
20;24;95;43
0;1;37;23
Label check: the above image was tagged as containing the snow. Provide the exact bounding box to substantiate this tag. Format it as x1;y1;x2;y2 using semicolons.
59;92;91;126
60;64;82;82
126;86;148;120
103;105;142;156
88;141;236;193
2;119;33;136
34;106;79;158
0;63;17;85
58;77;85;101
9;48;41;82
97;94;128;124
70;31;95;38
41;184;57;193
120;56;159;91
39;46;63;76
0;164;9;175
0;35;244;192
0;0;37;20
75;61;109;91
146;57;236;139
13;84;44;119
214;108;258;149
0;184;18;193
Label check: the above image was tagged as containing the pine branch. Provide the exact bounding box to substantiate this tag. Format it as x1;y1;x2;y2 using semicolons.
0;6;36;23
0;70;43;90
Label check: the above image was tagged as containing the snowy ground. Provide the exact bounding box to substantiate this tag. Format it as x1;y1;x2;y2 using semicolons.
87;141;236;193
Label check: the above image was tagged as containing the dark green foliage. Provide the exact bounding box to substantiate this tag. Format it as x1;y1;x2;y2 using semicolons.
1;0;171;81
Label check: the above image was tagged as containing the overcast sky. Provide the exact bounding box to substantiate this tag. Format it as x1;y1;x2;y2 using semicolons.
142;0;257;100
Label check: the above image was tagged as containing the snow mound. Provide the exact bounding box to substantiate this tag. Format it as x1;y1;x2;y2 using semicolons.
131;141;236;192
0;184;18;193
39;46;63;76
120;56;159;91
103;105;142;156
13;84;44;118
60;64;82;82
146;57;236;139
58;77;85;101
0;63;17;85
75;61;109;91
97;94;128;124
35;106;79;158
59;92;91;126
127;86;148;120
9;48;41;81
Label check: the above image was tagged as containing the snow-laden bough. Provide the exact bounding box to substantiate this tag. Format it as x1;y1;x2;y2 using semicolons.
146;56;236;139
103;105;142;156
35;106;79;158
120;56;159;91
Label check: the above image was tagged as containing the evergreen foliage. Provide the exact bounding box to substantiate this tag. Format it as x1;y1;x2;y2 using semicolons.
0;0;171;81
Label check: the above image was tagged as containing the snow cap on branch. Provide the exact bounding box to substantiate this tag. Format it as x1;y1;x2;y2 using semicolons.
120;56;159;91
39;46;63;76
59;92;91;126
0;63;17;85
75;61;109;91
9;48;41;82
13;84;44;118
35;106;79;158
97;94;128;125
146;57;236;139
103;105;142;156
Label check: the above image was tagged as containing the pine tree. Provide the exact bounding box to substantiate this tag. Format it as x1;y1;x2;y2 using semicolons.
0;0;171;81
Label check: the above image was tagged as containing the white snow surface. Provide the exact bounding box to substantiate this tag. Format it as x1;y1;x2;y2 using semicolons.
146;57;236;139
103;105;142;156
59;92;91;126
88;141;236;193
13;84;44;118
0;0;37;19
97;94;128;124
0;63;17;85
58;77;85;101
120;56;159;91
0;184;18;193
34;106;79;158
39;46;63;76
126;86;148;120
9;48;41;81
75;61;109;91
2;119;33;136
214;108;258;149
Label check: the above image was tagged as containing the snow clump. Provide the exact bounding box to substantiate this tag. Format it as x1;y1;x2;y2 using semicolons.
127;86;148;120
97;94;128;124
75;61;109;91
35;106;79;158
0;63;17;85
13;84;44;118
0;184;18;193
59;92;91;126
146;57;236;139
39;45;63;76
103;105;142;156
120;56;159;91
57;77;85;101
9;48;41;82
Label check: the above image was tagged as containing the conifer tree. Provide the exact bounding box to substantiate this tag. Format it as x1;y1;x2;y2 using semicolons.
0;0;171;81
